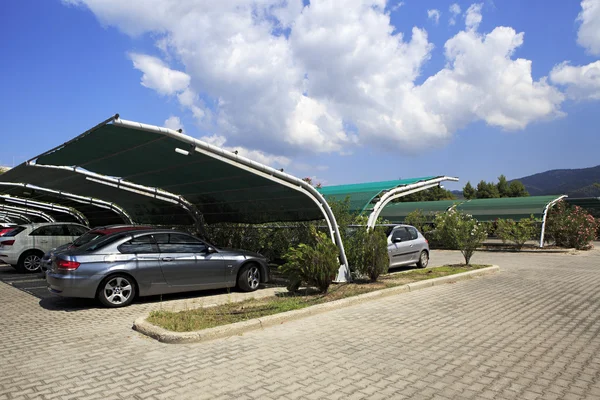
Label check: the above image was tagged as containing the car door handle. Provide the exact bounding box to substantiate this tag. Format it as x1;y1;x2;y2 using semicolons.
161;257;174;262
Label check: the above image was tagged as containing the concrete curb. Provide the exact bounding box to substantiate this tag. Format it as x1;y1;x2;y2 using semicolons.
133;265;499;344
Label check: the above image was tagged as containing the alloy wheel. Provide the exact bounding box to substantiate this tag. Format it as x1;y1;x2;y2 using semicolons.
247;266;260;290
103;277;133;305
23;254;41;272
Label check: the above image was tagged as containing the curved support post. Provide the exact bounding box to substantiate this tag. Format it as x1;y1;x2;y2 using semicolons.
113;118;350;281
366;177;460;229
539;195;567;248
0;212;33;223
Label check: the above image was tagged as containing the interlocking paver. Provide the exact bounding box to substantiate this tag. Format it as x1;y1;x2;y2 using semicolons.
2;248;600;399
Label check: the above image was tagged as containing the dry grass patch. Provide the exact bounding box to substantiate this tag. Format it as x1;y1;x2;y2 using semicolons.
148;264;489;332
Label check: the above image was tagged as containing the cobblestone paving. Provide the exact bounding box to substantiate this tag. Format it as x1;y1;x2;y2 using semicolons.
1;248;600;399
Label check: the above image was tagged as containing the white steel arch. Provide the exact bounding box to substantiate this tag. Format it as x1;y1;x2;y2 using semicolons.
0;195;89;225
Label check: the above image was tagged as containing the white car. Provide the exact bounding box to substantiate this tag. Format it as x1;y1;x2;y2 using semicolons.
0;223;90;273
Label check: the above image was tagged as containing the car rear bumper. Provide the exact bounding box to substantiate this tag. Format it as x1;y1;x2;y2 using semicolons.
46;272;100;299
0;253;18;265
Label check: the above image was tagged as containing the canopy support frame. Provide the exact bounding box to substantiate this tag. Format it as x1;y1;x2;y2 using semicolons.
0;204;55;222
366;177;460;229
112;118;351;281
0;182;133;224
0;195;89;226
539;195;567;248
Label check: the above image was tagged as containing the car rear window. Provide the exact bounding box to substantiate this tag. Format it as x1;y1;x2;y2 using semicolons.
72;231;105;247
3;226;25;237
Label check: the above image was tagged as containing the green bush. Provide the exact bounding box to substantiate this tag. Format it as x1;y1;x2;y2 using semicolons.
346;216;388;281
547;201;598;249
279;227;340;293
404;209;430;234
432;210;487;264
496;216;538;250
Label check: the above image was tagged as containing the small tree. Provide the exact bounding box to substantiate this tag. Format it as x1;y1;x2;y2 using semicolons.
280;227;340;293
497;175;509;198
346;217;388;281
463;181;476;199
433;210;487;264
476;180;500;199
496;216;538;250
508;181;529;197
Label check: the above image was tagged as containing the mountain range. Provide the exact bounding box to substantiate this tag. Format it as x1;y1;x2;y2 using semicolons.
512;165;600;198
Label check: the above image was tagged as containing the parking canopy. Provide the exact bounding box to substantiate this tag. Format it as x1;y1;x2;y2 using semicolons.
381;195;567;223
318;177;439;214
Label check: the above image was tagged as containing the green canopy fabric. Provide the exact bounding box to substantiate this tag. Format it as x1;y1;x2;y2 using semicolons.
318;177;436;214
566;197;600;218
380;195;565;223
1;122;325;225
379;200;463;223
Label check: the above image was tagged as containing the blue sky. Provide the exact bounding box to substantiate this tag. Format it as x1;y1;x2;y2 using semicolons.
1;0;599;191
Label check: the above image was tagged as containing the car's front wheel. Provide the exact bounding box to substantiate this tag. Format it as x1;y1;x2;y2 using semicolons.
237;263;261;292
16;250;43;273
97;274;136;308
416;250;429;268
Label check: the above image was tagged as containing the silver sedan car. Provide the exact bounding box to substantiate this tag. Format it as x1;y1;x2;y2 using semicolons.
46;229;270;307
387;224;430;268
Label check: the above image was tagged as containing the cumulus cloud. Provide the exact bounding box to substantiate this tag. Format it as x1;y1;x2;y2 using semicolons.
550;61;600;100
449;3;461;26
67;0;566;157
164;116;183;131
577;0;600;55
427;9;441;25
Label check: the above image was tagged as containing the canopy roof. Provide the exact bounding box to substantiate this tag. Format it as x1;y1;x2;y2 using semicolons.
380;195;566;223
318;177;437;214
0;116;329;226
566;197;600;218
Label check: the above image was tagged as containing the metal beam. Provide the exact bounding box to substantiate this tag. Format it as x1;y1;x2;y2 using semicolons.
0;204;55;222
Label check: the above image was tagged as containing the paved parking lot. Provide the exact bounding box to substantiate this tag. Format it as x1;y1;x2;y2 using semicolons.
2;248;600;399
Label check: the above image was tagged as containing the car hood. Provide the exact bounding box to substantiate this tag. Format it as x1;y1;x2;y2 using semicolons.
218;248;266;259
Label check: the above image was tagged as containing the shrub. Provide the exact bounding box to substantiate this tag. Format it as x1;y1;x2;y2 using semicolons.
496;216;538;250
404;209;429;234
346;216;388;281
279;227;340;293
432;210;487;264
547;201;598;250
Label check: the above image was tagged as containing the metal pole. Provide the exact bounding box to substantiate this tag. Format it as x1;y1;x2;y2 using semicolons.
539;195;567;248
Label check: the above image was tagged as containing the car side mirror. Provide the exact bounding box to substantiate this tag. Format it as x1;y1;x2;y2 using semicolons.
206;246;217;254
392;237;402;243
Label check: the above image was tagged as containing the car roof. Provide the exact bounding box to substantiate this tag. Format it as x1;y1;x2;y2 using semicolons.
15;222;88;229
89;225;153;235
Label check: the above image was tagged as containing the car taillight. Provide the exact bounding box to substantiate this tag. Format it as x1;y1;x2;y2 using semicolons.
57;259;80;270
0;240;15;246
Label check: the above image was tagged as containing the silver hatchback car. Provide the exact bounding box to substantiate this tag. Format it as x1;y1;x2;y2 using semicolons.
46;229;270;307
387;224;430;268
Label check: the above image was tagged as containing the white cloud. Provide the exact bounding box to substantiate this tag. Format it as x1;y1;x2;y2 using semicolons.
427;9;441;25
465;3;483;31
129;53;190;95
164;116;183;131
449;3;461;26
550;61;600;100
577;0;600;55
67;0;565;158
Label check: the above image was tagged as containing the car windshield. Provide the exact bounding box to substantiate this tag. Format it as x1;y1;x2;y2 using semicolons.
72;231;105;247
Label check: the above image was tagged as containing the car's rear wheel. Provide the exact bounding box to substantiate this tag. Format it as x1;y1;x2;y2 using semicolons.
416;250;429;268
237;263;261;292
97;274;136;308
16;250;44;273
